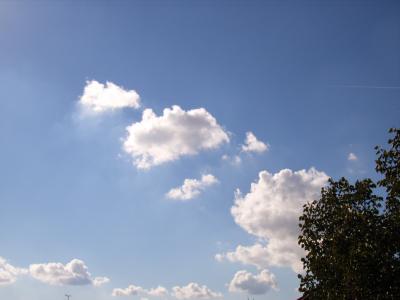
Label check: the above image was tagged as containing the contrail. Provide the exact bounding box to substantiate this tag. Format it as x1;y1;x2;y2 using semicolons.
331;84;400;89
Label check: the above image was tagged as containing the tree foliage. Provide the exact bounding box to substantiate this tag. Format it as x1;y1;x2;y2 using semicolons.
298;128;400;299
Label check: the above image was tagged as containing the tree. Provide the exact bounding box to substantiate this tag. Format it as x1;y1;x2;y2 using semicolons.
298;128;400;299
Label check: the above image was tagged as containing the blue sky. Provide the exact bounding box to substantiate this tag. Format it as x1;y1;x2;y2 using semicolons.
0;1;399;299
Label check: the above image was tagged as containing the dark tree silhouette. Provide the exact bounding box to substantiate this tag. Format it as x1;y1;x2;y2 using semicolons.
298;128;400;299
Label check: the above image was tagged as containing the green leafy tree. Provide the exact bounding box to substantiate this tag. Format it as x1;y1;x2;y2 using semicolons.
298;128;400;299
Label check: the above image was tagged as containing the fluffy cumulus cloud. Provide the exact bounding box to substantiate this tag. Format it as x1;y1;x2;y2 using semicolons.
166;174;218;201
112;284;144;296
172;283;222;299
123;105;229;169
348;152;358;161
222;168;328;273
29;259;109;287
147;286;169;297
0;257;27;285
228;269;277;295
241;132;268;153
93;276;111;287
215;243;270;270
112;284;168;297
79;80;140;114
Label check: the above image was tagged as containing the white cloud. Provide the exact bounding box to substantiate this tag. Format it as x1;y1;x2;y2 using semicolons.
172;283;222;299
227;168;328;273
112;284;168;297
79;80;140;114
29;259;109;287
166;174;218;201
241;132;268;154
0;257;27;286
215;243;270;270
113;284;144;296
123;105;229;169
93;276;110;287
216;241;305;273
147;286;168;297
348;152;358;161
221;154;241;166
228;269;277;295
113;283;222;299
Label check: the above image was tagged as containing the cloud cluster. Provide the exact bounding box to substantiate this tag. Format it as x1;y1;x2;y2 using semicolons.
0;257;108;288
166;174;218;201
241;132;268;153
113;282;221;299
219;168;328;273
29;259;109;287
123;106;230;169
172;282;222;299
0;257;27;285
228;269;277;295
112;284;169;297
79;80;140;114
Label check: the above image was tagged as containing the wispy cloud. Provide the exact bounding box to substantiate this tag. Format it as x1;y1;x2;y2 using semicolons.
222;154;242;166
348;152;358;161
